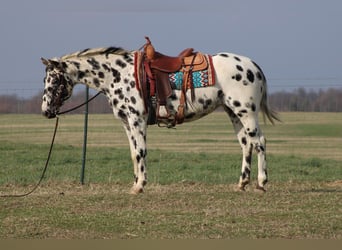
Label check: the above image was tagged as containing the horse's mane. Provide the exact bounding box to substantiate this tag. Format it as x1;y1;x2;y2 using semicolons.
61;47;130;60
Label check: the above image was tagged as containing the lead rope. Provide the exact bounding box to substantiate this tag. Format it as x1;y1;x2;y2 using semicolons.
0;92;101;198
0;117;59;198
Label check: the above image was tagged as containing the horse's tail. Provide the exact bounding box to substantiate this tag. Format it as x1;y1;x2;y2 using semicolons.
258;64;281;125
261;86;281;125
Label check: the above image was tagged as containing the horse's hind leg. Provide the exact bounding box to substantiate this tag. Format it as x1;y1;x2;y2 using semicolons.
255;133;267;191
242;116;268;191
225;108;253;190
225;107;268;191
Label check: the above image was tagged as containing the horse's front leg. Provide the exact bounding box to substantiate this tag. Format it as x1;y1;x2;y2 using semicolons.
123;118;148;194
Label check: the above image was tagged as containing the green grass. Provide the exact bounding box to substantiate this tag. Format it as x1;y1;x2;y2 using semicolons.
0;112;341;239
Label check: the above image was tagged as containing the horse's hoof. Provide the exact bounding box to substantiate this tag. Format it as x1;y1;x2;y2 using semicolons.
255;184;266;193
130;186;144;195
236;185;246;192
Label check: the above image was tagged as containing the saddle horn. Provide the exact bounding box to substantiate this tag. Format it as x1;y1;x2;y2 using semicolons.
144;36;155;60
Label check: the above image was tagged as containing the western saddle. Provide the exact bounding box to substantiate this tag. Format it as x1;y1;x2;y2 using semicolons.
140;37;209;127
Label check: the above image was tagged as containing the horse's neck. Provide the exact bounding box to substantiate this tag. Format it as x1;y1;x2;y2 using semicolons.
64;53;133;91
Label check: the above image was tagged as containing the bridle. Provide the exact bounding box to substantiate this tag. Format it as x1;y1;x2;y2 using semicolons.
49;73;71;116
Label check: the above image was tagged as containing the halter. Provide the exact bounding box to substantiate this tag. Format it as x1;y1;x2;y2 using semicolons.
51;73;70;115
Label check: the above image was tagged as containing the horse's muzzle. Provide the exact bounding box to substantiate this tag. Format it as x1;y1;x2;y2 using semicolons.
43;111;57;119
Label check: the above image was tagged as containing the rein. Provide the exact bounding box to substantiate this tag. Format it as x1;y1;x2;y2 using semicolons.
0;92;100;198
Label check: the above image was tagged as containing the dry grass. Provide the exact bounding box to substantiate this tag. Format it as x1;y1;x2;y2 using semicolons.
1;181;341;239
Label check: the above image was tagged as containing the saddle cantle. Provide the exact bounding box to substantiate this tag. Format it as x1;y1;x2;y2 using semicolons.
149;49;208;73
134;37;215;128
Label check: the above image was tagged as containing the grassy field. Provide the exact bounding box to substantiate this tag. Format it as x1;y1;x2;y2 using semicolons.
0;112;341;239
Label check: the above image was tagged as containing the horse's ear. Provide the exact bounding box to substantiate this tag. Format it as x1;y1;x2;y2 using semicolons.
41;57;49;66
41;57;61;68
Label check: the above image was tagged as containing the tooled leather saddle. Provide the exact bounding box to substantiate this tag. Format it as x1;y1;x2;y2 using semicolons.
134;37;212;128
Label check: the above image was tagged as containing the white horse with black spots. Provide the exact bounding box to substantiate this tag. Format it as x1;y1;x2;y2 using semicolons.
41;45;279;194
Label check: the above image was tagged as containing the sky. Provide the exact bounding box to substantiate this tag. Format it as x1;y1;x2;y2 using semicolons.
0;0;341;97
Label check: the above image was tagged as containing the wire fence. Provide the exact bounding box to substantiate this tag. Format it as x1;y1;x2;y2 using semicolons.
1;81;342;113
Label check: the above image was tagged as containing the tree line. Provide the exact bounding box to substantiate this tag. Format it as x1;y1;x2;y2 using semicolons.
0;87;341;114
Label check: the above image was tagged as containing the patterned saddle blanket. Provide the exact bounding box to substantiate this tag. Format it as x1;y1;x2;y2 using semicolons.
169;67;215;90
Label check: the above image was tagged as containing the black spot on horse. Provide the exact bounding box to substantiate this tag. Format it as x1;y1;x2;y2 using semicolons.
251;103;256;112
248;131;256;137
78;71;85;79
232;73;242;81
247;69;255;83
233;100;241;107
131;96;136;104
116;59;127;68
241;137;247;145
242;168;251;179
114;88;124;100
123;53;133;64
219;53;229;57
102;63;111;72
203;99;212;109
113;99;119;107
129;106;140;115
234;56;241;62
130;81;135;88
245;155;252;165
256;72;262;81
101;88;109;94
139;148;146;158
252;60;266;81
114;88;122;95
241;172;246;180
236;65;244;72
93;78;100;87
98;71;105;78
111;68;121;83
118;109;127;120
87;58;100;70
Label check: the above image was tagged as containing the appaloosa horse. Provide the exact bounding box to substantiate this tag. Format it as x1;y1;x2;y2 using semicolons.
41;43;279;194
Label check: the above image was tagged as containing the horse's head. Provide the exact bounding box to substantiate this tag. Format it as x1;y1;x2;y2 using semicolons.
41;58;74;118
